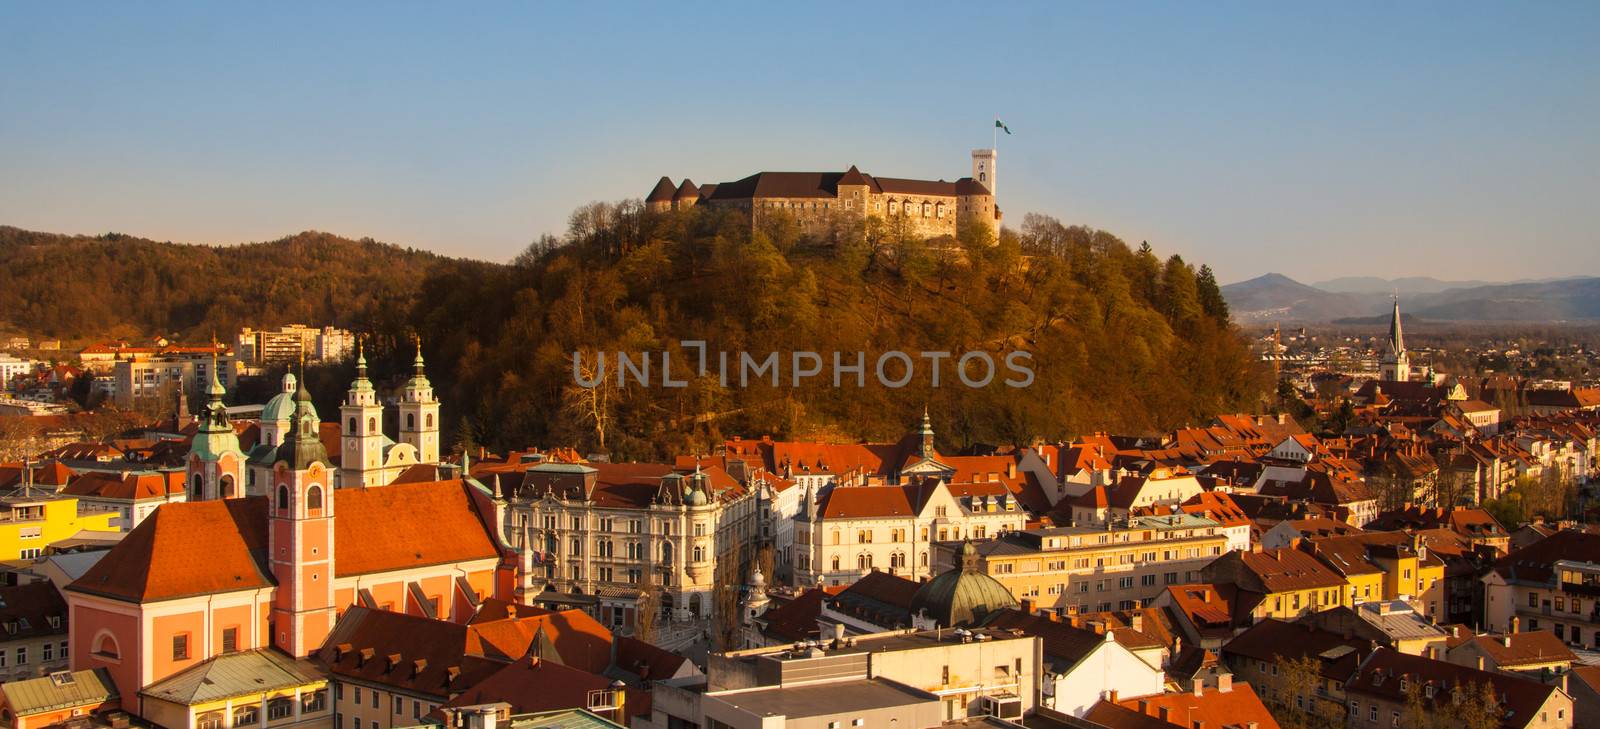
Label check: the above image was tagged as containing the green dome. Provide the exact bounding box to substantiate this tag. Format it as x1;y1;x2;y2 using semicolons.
910;542;1019;628
263;373;317;423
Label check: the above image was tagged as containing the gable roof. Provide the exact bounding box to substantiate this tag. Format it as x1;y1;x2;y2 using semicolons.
1099;682;1280;729
1346;648;1558;729
436;655;613;717
60;471;184;501
141;648;323;705
68;479;502;603
1456;630;1577;669
0;668;118;716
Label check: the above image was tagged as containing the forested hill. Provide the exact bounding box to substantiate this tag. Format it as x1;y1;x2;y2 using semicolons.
404;203;1269;459
0;226;489;340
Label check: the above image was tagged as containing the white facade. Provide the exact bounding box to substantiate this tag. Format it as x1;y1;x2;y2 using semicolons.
1043;631;1165;718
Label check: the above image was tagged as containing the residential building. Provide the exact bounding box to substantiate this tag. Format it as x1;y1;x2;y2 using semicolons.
983;607;1164;718
1345;647;1573;729
1201;545;1350;622
1220;619;1371;717
58;471;185;530
508;461;756;632
236;325;354;366
946;515;1230;614
108;347;238;411
1483;531;1600;649
1445;629;1576;678
1301;601;1451;656
796;477;1026;586
0;583;70;685
1082;675;1281;729
139;649;330;729
1059;470;1206;526
0;491;118;561
1300;530;1448;617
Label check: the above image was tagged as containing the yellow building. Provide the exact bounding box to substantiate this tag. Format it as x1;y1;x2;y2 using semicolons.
946;514;1231;613
0;492;118;560
1200;546;1351;621
1301;531;1447;618
139;649;330;729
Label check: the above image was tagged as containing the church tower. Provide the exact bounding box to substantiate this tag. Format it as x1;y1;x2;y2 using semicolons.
1380;297;1411;382
398;338;440;465
339;339;385;488
186;355;245;500
268;379;337;658
971;149;997;193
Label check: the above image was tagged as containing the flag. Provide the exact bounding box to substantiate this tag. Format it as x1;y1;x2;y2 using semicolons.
995;119;1012;135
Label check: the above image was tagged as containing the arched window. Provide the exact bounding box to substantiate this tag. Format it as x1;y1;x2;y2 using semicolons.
220;475;235;499
891;552;905;570
368;416;377;432
347;417;356;432
307;486;323;512
888;200;899;214
426;413;434;428
407;413;416;429
661;542;673;564
276;485;290;512
922;202;931;217
858;553;872;571
190;474;202;500
93;631;120;660
831;555;840;571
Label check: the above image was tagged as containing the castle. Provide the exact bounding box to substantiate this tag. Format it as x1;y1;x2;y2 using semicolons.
647;149;1002;239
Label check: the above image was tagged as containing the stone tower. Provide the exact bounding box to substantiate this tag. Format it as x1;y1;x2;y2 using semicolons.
340;339;385;488
971;149;997;194
268;377;337;657
398;338;441;466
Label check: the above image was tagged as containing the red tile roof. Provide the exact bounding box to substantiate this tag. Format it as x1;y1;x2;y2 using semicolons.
60;471;183;501
68;479;502;603
1098;681;1280;729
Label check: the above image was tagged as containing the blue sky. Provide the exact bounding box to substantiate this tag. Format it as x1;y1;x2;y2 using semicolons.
2;2;1596;283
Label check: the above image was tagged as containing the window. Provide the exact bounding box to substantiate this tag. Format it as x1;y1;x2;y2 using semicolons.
394;696;403;715
277;485;290;511
832;556;841;571
303;690;327;713
858;530;873;543
269;698;294;721
308;486;323;511
371;690;378;709
413;701;422;719
234;704;260;726
43;642;53;662
199;713;225;729
171;634;189;661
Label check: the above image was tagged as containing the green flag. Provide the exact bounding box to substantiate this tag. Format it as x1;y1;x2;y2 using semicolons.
995;119;1012;135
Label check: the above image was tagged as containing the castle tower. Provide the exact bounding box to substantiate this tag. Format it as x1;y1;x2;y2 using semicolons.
971;149;997;194
268;377;337;657
398;338;440;466
186;354;245;500
646;177;676;213
1380;297;1411;382
339;339;385;488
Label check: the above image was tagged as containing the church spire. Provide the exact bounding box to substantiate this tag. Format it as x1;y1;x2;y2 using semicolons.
919;406;935;458
1388;296;1405;355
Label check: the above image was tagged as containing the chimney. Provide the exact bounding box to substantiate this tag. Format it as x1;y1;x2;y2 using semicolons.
1477;656;1486;671
1020;598;1035;615
1137;699;1150;715
1511;616;1520;634
1192;678;1205;696
1502;635;1512;648
1107;689;1119;704
1158;707;1170;722
834;623;846;642
1130;612;1144;632
1562;673;1569;693
1217;673;1233;693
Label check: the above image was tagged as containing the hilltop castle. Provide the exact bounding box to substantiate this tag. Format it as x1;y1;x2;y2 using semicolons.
647;149;1002;239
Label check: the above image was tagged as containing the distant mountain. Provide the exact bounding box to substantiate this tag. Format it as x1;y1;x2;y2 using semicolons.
1224;272;1600;323
1311;276;1502;296
1408;277;1600;321
1220;274;1375;322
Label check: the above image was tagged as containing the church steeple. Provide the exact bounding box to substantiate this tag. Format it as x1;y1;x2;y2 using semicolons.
341;336;385;488
269;353;336;658
399;335;440;466
919;406;935;458
1380;296;1412;382
186;348;244;500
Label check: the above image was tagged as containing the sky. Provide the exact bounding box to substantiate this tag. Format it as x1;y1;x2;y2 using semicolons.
2;3;1597;284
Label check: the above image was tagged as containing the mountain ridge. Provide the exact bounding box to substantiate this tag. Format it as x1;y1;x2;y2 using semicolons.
1223;272;1600;323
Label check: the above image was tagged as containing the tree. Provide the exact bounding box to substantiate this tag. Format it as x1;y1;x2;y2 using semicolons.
634;561;660;643
561;350;614;454
1196;264;1230;322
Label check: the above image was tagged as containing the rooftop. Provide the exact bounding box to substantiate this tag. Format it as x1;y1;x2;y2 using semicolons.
707;677;932;718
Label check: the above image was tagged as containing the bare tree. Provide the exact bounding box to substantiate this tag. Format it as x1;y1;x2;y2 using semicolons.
562;350;613;452
634;562;660;643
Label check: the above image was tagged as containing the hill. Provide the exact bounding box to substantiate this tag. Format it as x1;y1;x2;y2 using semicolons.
0;226;490;340
1311;276;1501;296
1220;273;1370;322
401;205;1269;458
1224;273;1600;323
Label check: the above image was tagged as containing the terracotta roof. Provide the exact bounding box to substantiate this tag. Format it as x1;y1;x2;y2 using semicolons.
436;655;612;717
1235;547;1349;593
614;635;689;682
1097;681;1280;729
315;606;500;699
981;608;1118;672
818;484;933;519
1346;648;1558;729
759;588;828;641
67;497;272;602
60;471;183;501
1179;491;1253;529
68;479;502;602
463;608;614;674
838;165;869;186
1223;618;1370;680
1164;584;1246;636
1493;529;1600;584
673;179;699;201
1459;630;1577;668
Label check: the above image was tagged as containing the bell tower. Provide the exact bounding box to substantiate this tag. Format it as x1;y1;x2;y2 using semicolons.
186;352;245;500
398;337;441;466
269;378;337;658
339;338;385;488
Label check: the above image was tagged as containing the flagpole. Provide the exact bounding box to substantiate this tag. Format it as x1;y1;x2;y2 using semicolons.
993;116;998;151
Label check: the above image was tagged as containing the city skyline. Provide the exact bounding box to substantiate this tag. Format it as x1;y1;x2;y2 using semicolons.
2;2;1597;283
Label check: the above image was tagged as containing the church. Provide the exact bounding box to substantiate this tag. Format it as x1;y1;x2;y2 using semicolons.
65;356;513;729
646;149;1002;239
